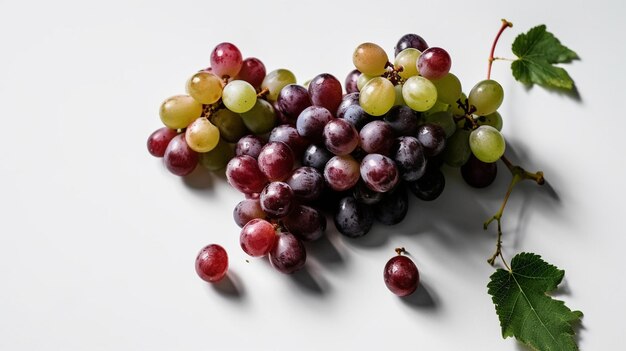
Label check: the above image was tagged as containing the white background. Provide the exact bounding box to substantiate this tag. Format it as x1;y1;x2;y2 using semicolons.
1;0;625;350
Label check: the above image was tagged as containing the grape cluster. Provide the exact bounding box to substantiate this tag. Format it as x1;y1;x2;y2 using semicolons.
148;34;509;296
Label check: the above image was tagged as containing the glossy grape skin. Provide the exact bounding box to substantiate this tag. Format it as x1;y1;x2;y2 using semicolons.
195;244;228;283
210;108;248;143
431;73;462;105
476;111;503;131
341;105;373;131
147;127;178;157
240;218;277;257
302;144;333;171
356;73;375;91
235;135;265;159
285;166;324;202
469;125;506;163
407;168;445;201
222;80;257;113
334;196;374;238
235;57;266;89
417;123;447;157
384;105;419;136
226;155;268;194
210;42;243;78
442;129;471;168
394;48;421;79
163;134;198;176
353;42;389;76
394;33;429;56
269;124;309;158
461;154;498;188
384;255;419;296
233;199;265;227
296;106;334;145
359;77;395;116
276;84;311;125
417;47;452;80
402;76;438;112
269;232;306;274
468;79;504;116
360;154;399;193
374;185;409;225
345;69;360;94
393;136;427;181
262;69;297;101
324;118;359;156
257;141;295;181
283;205;326;242
336;92;360;119
353;181;384;205
239;99;276;135
260;181;295;218
324;155;361;191
159;95;203;129
359;120;395;156
308;73;343;113
186;71;223;105
198;138;234;171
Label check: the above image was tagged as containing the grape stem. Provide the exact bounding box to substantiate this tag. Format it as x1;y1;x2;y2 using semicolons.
487;19;513;80
395;247;406;256
485;155;544;270
257;87;270;99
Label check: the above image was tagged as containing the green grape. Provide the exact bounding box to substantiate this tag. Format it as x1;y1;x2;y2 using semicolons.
394;48;420;79
450;92;468;116
356;73;375;91
468;79;504;116
159;95;203;129
431;73;462;105
353;42;388;76
240;99;276;135
394;84;406;106
211;108;248;143
476;111;503;131
442;129;471;167
222;80;257;113
303;79;312;89
261;69;297;101
469;125;506;163
359;77;395;116
423;111;456;138
423;100;449;116
186;71;223;104
198;138;234;171
185;117;220;152
402;76;437;112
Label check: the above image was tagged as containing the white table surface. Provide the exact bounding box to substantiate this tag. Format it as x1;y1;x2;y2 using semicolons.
1;0;625;349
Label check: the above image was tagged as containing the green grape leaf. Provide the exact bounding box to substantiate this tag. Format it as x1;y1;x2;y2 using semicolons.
488;252;583;351
511;25;579;89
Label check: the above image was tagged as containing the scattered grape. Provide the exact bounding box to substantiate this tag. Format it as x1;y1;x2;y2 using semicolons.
195;244;228;283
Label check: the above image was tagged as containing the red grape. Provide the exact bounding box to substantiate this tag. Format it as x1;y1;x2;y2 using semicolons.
147;127;178;157
195;244;228;283
240;218;277;257
163;134;198;176
384;253;419;296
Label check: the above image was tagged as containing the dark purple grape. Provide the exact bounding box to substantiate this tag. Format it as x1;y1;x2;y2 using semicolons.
461;154;498;188
359;120;395;155
384;106;420;136
324;118;359;156
360;154;399;193
296;106;334;145
407;168;445;201
308;73;343;113
341;105;373;131
257;141;295;181
147;127;178;157
323;155;360;191
345;69;361;94
353;180;384;205
235;135;265;159
269;232;306;274
226;155;268;194
276;84;312;125
336;92;360;119
285;166;324;202
302;144;333;171
283;205;326;242
269;124;308;158
233;199;265;228
416;123;446;157
163;134;198;176
394;33;429;56
334;196;374;238
235;57;266;89
260;182;294;218
384;254;419;296
274;101;291;125
374;185;408;225
393;136;427;181
417;47;452;80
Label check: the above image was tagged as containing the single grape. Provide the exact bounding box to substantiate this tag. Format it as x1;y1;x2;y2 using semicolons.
210;108;248;143
468;79;504;116
422;111;456;138
235;57;266;89
334;196;374;238
186;71;223;105
359;120;395;156
195;244;228;283
476;111;503;131
336;92;360;118
374;185;409;225
416;123;446;157
469;125;506;163
324;118;359;156
394;84;406;106
324;155;360;191
233;199;265;228
394;48;421;80
269;124;309;158
222;80;257;113
283;205;326;242
442;129;471;167
210;42;243;78
431;73;462;105
359;77;395;116
163;134;198;176
257;141;295;181
260;181;294;218
394;33;428;56
296;106;334;145
147;127;178;157
276;84;311;125
345;69;360;94
262;69;297;101
402;76;437;112
407;168;445;201
360;154;399;193
384;105;420;136
384;253;419;296
240;218;276;257
393;136;427;181
159;95;203;129
235;135;265;159
353;181;384;205
341;104;373;131
286;166;324;202
417;47;452;80
302;144;333;171
353;42;389;76
239;99;276;135
356;73;375;91
269;232;306;274
226;155;268;194
309;73;343;113
198;138;234;171
461;154;498;188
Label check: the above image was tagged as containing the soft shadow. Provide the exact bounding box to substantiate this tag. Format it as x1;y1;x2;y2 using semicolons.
552;277;571;297
182;166;216;190
289;267;326;295
523;83;582;103
344;226;390;248
401;281;437;310
307;234;345;266
211;272;245;299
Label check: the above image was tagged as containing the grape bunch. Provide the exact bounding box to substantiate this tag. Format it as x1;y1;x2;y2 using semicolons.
147;33;510;296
